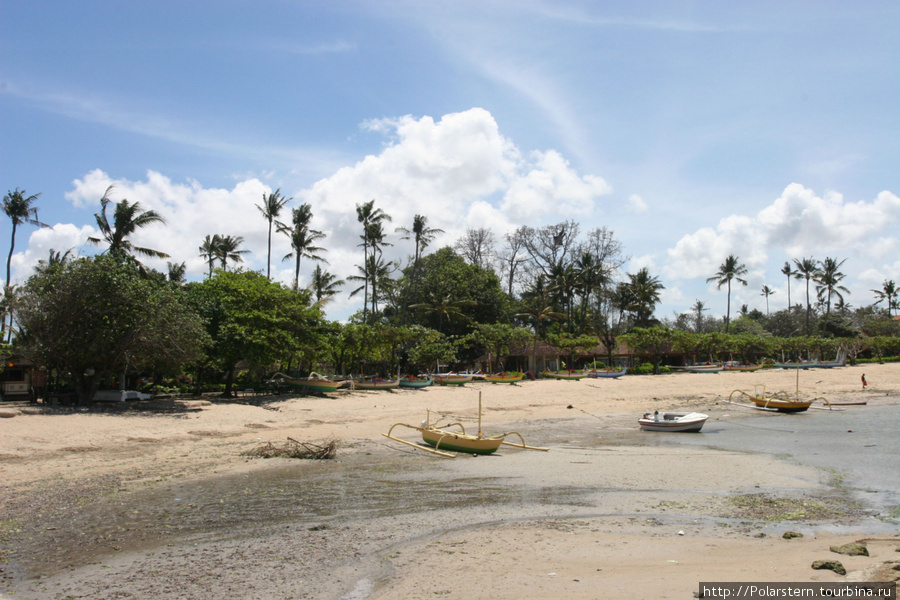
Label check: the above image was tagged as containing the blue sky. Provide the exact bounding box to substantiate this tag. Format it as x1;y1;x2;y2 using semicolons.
2;1;900;322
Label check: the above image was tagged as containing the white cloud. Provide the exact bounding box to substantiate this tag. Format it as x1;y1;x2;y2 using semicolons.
627;193;648;212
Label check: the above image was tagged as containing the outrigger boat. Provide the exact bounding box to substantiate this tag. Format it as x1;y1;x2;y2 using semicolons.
398;374;433;389
434;373;474;386
726;388;815;413
382;392;548;457
542;369;587;380
271;372;343;393
723;363;764;372
586;367;627;378
484;371;525;384
681;364;723;373
353;377;400;390
638;411;708;432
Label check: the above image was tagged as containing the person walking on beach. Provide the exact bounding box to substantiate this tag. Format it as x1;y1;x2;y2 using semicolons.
861;373;867;390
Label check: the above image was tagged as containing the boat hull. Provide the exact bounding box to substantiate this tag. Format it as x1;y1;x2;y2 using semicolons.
354;379;400;390
543;370;587;380
587;368;627;378
421;428;503;454
638;412;708;432
434;375;474;386
279;376;342;392
750;398;811;412
724;364;763;372
398;376;433;389
484;373;525;384
682;365;723;373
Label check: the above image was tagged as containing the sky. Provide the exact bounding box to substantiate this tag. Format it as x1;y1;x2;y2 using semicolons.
2;1;900;323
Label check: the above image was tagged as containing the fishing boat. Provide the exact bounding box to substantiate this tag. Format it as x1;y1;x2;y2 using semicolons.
382;392;549;457
723;363;764;372
727;389;812;413
271;372;342;393
542;369;588;380
638;411;708;432
484;371;525;384
434;373;475;386
773;360;817;369
398;374;433;389
586;367;627;378
353;377;400;390
682;364;723;373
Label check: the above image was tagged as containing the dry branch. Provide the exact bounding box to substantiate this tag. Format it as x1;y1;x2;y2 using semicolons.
242;436;338;460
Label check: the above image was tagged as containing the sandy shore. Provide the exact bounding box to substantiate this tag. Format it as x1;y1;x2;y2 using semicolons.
1;363;898;599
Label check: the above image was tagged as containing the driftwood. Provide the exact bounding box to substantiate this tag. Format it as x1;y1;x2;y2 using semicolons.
242;436;338;460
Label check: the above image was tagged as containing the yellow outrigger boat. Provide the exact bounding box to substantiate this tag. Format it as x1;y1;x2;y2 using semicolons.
382;392;548;458
271;372;343;393
484;371;525;384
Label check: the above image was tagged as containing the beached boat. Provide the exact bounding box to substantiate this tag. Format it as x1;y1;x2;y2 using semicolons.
682;364;723;373
542;370;588;380
271;372;342;393
484;371;525;384
434;373;475;386
773;360;817;369
638;411;708;432
723;363;764;372
398;375;433;389
382;392;549;457
353;378;400;390
586;367;627;378
727;389;812;412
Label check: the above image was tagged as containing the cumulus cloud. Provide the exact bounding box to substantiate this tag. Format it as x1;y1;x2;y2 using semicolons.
12;108;611;321
663;183;900;314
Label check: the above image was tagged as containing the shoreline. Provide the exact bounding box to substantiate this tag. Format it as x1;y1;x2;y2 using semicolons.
1;364;899;599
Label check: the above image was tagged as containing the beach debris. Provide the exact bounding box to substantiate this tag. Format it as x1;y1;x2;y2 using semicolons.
830;542;869;556
811;560;846;575
242;436;338;460
782;531;804;539
677;530;685;536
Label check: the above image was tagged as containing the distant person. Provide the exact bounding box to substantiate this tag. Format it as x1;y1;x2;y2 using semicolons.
861;373;867;390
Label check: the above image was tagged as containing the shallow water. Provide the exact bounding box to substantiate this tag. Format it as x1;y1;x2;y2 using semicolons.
638;402;900;513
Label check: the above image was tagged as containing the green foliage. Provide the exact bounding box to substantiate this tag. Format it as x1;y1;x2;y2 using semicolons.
185;269;322;395
15;255;207;404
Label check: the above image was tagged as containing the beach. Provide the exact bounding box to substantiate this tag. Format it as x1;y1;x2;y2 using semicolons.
1;363;899;599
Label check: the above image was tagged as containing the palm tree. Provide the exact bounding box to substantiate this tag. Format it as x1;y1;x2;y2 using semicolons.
277;204;327;291
760;285;776;316
256;188;291;280
515;292;567;371
356;200;392;323
781;261;796;310
792;256;820;334
88;186;169;264
691;299;707;333
199;234;222;278
409;292;476;333
872;279;898;316
308;264;345;305
706;254;748;333
815;257;849;317
3;188;50;337
35;248;74;274
397;214;443;272
617;268;665;328
216;235;249;271
167;262;187;284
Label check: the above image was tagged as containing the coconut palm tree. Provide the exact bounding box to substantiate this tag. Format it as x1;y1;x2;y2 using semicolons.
356;200;392;323
256;188;291;280
397;214;443;272
199;234;222;278
781;261;796;310
216;235;250;271
871;279;898;316
3;188;50;337
691;299;707;333
277;204;327;291
706;254;748;333
167;262;187;284
815;257;849;317
308;264;345;305
35;248;74;274
88;186;169;261
409;292;477;333
760;285;776;316
617;268;665;328
792;256;820;334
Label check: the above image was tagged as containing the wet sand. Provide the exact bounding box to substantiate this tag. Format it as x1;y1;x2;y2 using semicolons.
1;364;898;599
